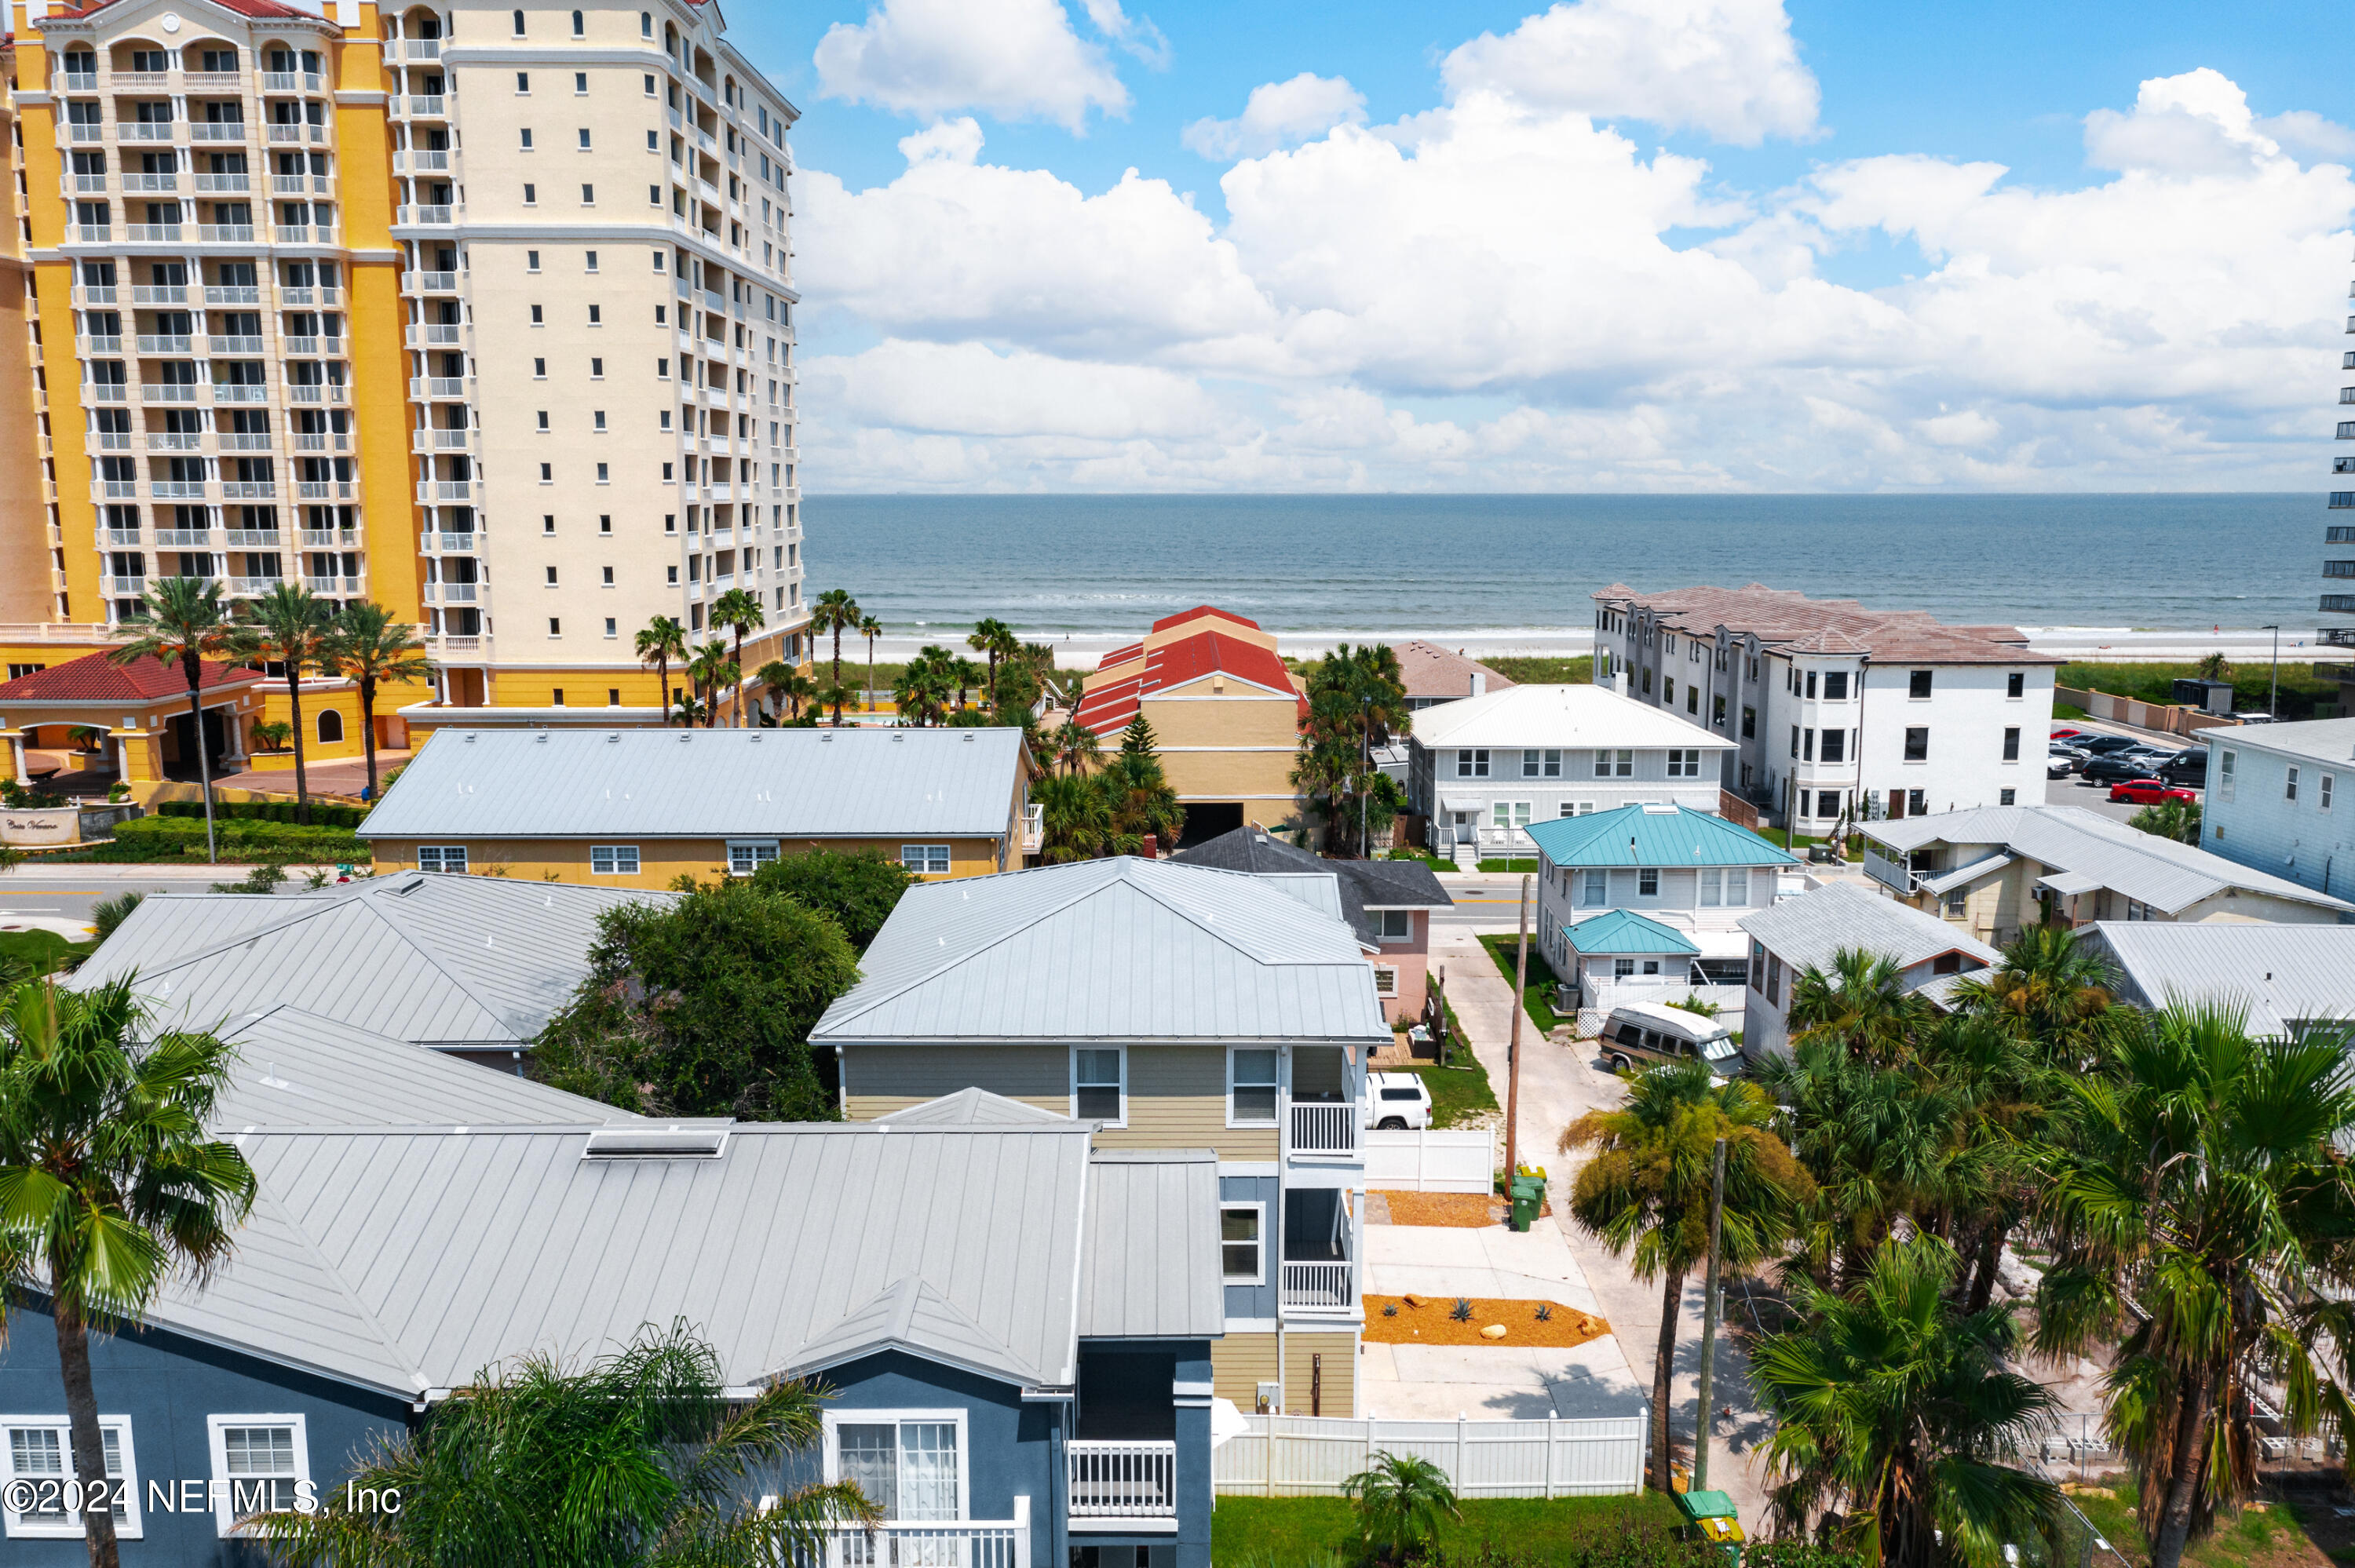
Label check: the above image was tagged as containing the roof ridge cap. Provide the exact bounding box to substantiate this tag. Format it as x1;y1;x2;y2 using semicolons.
238;1177;432;1395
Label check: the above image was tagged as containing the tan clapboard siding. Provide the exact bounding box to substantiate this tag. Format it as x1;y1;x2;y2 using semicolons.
1210;1330;1360;1417
840;1044;1068;1120
1091;1045;1279;1161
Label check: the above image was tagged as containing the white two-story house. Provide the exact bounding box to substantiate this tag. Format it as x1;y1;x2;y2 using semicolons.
1407;684;1736;861
1590;583;2059;836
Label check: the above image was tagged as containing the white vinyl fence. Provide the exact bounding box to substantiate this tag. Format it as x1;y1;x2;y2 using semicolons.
1363;1128;1495;1194
1214;1413;1645;1498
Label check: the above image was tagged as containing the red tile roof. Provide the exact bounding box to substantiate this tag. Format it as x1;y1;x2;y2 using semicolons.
0;650;258;704
1150;605;1261;635
44;0;321;19
1076;630;1303;738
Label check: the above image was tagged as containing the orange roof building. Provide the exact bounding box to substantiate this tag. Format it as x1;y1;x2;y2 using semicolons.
1075;607;1308;841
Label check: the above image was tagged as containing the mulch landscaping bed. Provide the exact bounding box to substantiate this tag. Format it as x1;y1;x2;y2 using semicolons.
1374;1190;1551;1227
1362;1293;1610;1349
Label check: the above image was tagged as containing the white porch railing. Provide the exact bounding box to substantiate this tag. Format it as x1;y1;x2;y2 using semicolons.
819;1498;1028;1568
1280;1261;1354;1311
1066;1441;1175;1517
1288;1102;1356;1158
1214;1415;1644;1498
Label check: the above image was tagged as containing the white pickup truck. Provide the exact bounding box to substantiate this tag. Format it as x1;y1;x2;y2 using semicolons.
1363;1071;1433;1130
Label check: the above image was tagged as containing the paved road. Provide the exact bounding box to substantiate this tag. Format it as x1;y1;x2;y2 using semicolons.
1433;923;1775;1524
0;865;309;926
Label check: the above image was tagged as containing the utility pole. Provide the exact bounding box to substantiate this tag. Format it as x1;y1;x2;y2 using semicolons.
1693;1136;1728;1493
1360;695;1371;859
1505;873;1530;1184
2262;623;2281;719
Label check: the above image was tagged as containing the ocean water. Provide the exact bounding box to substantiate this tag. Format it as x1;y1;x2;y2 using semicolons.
804;493;2325;637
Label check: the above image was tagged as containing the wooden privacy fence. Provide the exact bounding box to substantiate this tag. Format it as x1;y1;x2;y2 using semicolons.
1214;1413;1647;1498
1363;1128;1495;1194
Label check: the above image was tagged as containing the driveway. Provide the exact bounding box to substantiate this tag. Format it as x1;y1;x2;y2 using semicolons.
1430;923;1776;1522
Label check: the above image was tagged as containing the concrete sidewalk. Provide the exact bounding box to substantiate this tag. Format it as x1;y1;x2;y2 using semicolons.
1432;923;1776;1524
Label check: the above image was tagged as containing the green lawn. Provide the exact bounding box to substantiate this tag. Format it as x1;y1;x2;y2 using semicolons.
1479;932;1565;1034
0;928;95;977
1211;1493;1684;1566
1477;858;1543;873
1395;1055;1499;1129
1484;655;1596;687
2065;1482;2317;1568
2061;658;2341;722
1387;847;1455;873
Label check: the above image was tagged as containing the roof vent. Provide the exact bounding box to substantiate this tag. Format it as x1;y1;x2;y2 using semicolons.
535;733;549;743
679;733;692;743
462;733;476;743
1641;803;1679;815
582;1121;732;1160
892;733;904;742
607;732;620;742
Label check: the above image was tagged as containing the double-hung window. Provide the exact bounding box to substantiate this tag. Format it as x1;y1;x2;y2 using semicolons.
2287;766;2300;803
1594;749;1632;779
1455;749;1489;779
831;1416;962;1525
207;1415;308;1536
2324;774;2336;811
727;839;779;875
3;1417;138;1539
1666;747;1701;778
1521;748;1561;778
1221;1204;1264;1282
1637;868;1659;898
1229;1048;1278;1125
2218;749;2236;801
1491;800;1532;831
1904;727;1930;763
1698;868;1722;906
1581;869;1608;906
1072;1048;1123;1123
590;844;639;875
899;843;951;876
1724;868;1749;906
417;844;466;873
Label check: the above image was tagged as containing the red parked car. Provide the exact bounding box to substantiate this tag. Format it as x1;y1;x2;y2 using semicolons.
2109;779;2197;805
2050;726;2087;742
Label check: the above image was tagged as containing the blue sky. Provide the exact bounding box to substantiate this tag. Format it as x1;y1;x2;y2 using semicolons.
727;0;2355;491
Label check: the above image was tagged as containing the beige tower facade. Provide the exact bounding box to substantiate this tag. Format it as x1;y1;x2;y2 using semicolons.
0;0;806;749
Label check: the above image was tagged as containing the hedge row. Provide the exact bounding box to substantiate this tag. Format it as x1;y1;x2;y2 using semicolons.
111;815;370;859
154;798;371;829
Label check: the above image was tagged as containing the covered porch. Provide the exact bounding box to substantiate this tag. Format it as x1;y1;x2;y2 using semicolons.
0;651;265;797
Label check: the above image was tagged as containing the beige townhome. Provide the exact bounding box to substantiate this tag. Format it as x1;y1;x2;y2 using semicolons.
358;724;1037;884
812;855;1390;1418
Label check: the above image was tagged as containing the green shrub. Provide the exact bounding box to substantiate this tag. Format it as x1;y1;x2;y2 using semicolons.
154;798;368;829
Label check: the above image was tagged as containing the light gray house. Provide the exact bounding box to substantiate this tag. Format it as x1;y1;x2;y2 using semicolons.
2080;921;2355;1037
812;855;1389;1420
2198;717;2355;904
1736;882;2001;1062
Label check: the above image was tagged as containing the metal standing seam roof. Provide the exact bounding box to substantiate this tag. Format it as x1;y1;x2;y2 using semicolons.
1862;805;2354;917
1076;1151;1225;1340
1561;909;1702;956
2081;921;2355;1037
168;1121;1099;1397
1409;683;1738;753
1524;804;1802;870
811;857;1390;1045
2204;717;2355;768
356;726;1028;841
71;875;672;1046
1736;881;2001;979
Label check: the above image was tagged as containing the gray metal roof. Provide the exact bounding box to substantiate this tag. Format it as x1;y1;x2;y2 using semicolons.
71;875;669;1048
160;1119;1100;1396
874;1087;1075;1126
1862;805;2354;917
811;857;1391;1045
1172;824;1452;946
2209;717;2355;768
1738;881;2001;979
1078;1151;1225;1340
2081;921;2355;1037
357;726;1028;841
213;1006;633;1129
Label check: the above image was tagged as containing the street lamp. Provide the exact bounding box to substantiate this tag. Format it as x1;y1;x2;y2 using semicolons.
2261;624;2280;720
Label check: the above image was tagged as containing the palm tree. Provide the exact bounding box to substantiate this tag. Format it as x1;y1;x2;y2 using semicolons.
1560;1058;1813;1490
1293;644;1410;854
319;602;428;802
246;1319;878;1567
670;690;709;727
1051;717;1102;778
111;576;259;864
1032;771;1119;862
756;660;813;722
816;683;853;726
1752;1234;2061;1568
242;582;334;824
968;618;1017;707
811;589;861;720
1948;923;2120;1073
2130;797;2201;845
687;641;736;729
1342;1451;1459;1566
949;656;981;716
2196;650;2233;681
0;976;257;1568
1100;745;1185;851
1786;946;1937;1069
860;614;882;713
2036;1002;2355;1568
637;616;688;727
893;646;957;727
709;587;765;727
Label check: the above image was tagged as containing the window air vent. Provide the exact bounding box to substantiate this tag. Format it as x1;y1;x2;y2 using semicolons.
582;1121;732;1159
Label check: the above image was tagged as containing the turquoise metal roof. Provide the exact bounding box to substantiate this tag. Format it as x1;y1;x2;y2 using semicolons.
1524;804;1798;870
1561;909;1701;955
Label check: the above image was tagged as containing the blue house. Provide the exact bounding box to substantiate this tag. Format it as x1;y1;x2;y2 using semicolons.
0;1015;1222;1567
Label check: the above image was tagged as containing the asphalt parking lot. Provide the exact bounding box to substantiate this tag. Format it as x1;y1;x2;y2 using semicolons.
2047;720;2203;826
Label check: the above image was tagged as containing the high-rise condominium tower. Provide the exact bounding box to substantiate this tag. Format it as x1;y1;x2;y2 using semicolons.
2330;246;2355;698
0;0;806;738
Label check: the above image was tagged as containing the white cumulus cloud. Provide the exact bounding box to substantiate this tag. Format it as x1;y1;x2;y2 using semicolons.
813;0;1128;131
1181;74;1368;160
1440;0;1820;146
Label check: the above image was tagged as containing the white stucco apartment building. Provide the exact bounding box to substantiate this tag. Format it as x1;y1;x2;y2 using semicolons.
1590;584;2060;835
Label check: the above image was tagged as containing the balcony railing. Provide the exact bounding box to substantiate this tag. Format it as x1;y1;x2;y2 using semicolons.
1067;1442;1175;1518
155;528;213;547
225;529;282;547
120;122;177;143
1289;1102;1357;1158
126;224;184;242
222;482;276;500
206;285;261;305
1280;1260;1356;1311
302;529;358;548
123;172;178;192
219;432;271;451
142;385;199;403
210;335;265;355
137;334;192;354
819;1497;1029;1568
189;122;247;142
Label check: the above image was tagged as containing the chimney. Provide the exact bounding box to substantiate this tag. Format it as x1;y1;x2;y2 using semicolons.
1470;672;1485;698
1140;833;1159;859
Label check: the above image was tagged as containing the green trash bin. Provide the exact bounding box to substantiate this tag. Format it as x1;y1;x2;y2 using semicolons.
1509;1172;1543;1233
